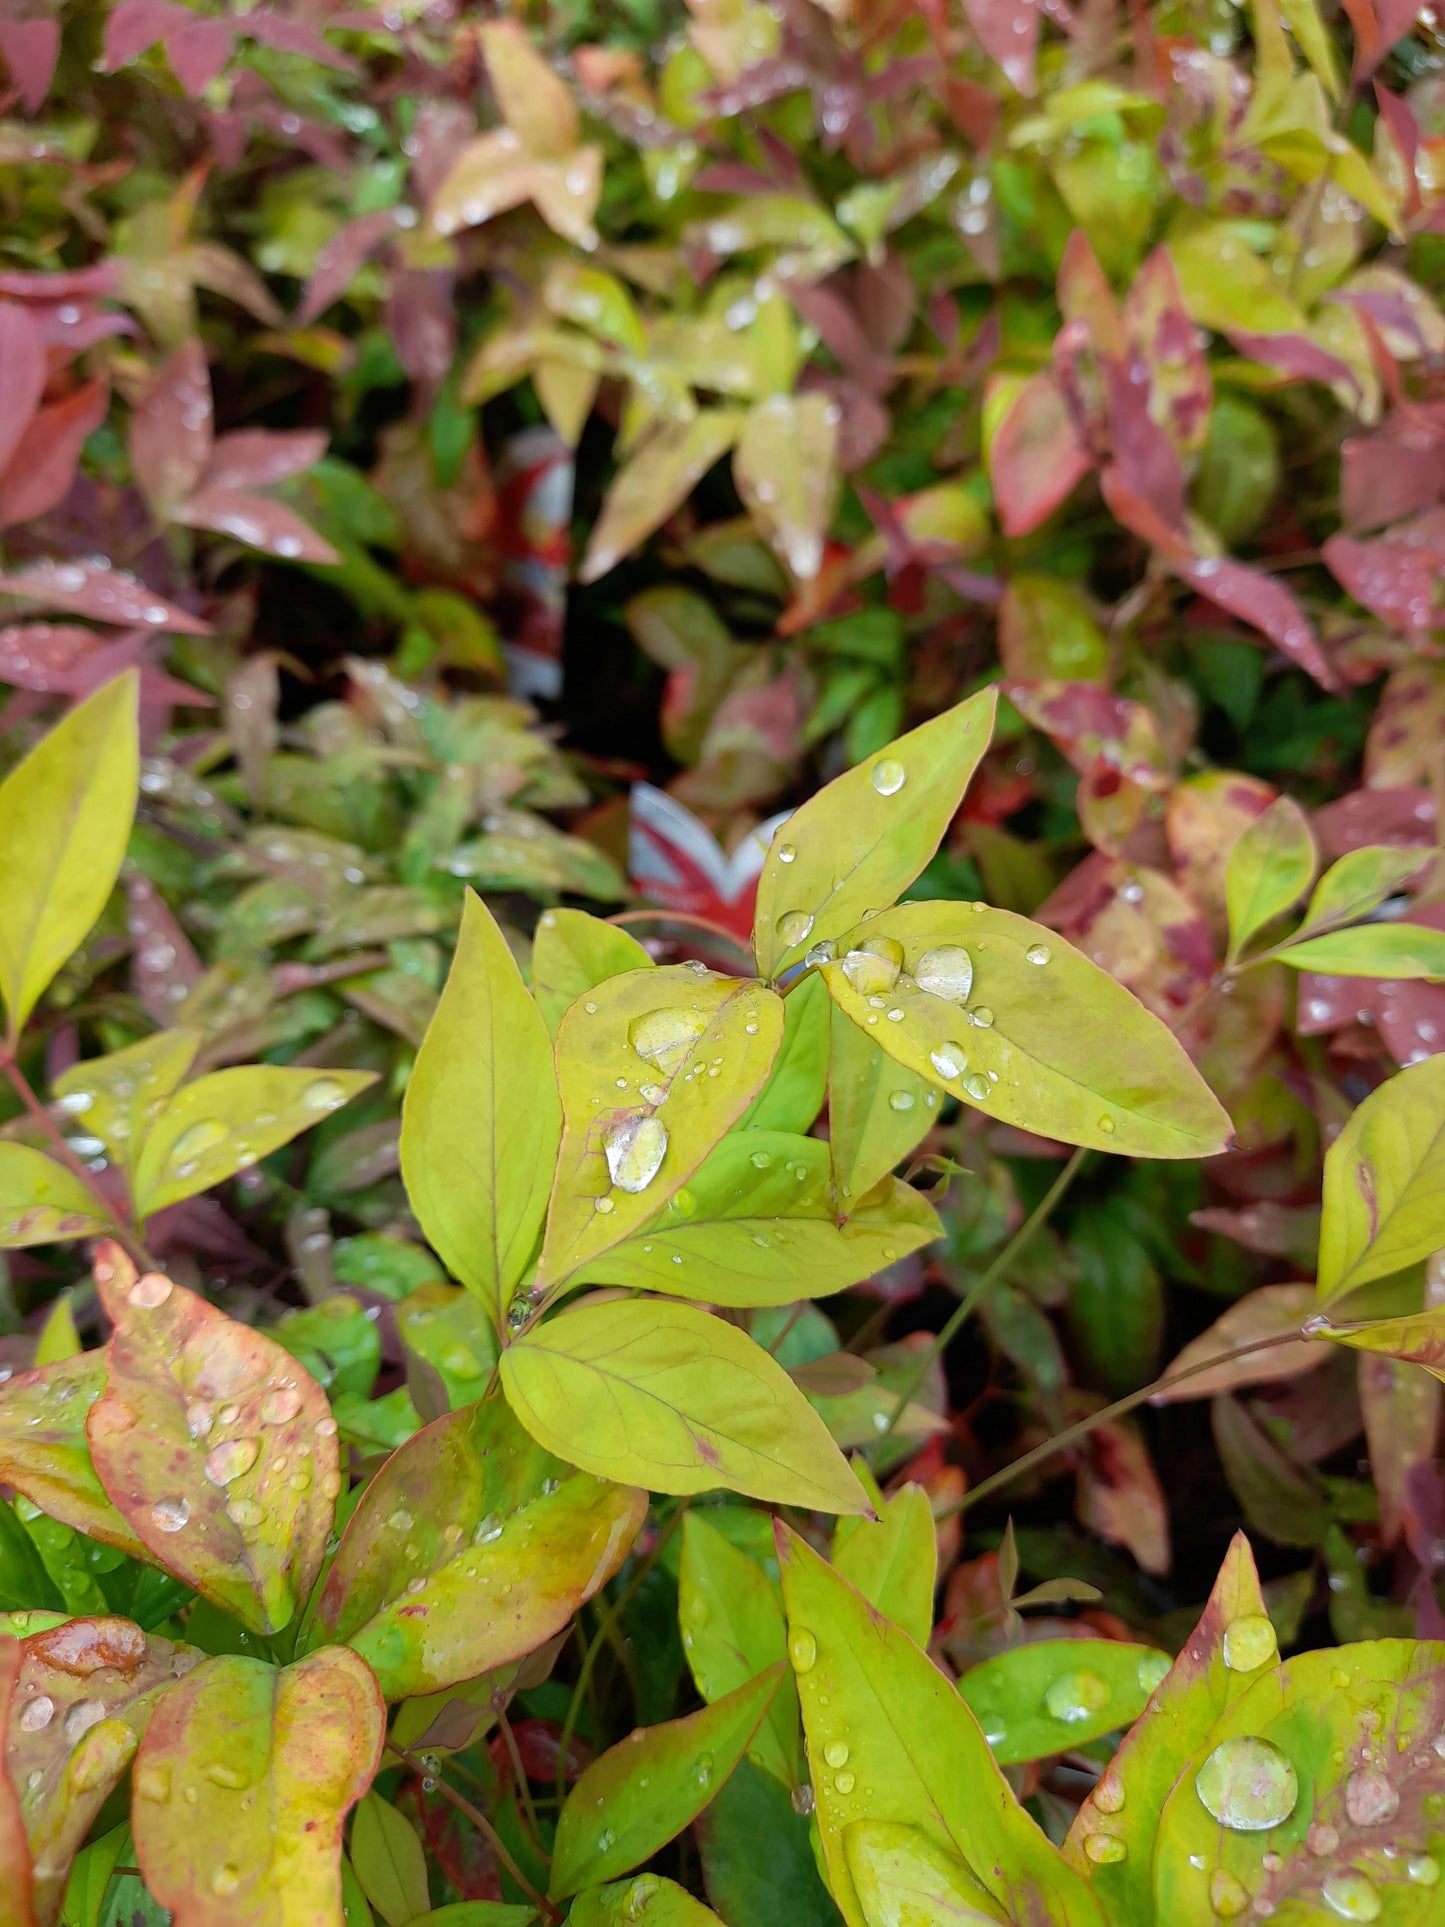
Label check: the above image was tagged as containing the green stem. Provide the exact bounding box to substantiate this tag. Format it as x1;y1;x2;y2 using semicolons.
495;1703;546;1851
878;1146;1090;1442
387;1740;560;1924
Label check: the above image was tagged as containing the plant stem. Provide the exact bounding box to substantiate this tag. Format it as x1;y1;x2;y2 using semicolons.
387;1739;560;1924
0;1051;156;1272
494;1704;545;1850
878;1146;1090;1442
945;1327;1316;1519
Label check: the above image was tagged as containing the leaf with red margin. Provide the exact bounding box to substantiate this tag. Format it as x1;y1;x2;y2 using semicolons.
132;1646;384;1927
1174;555;1340;691
1124;247;1211;454
10;1617;199;1927
0;1637;35;1927
0;305;45;478
1005;681;1170;786
1364;662;1445;788
0;562;211;634
86;1250;338;1635
308;1397;645;1701
129;342;213;517
0;380;109;531
989;371;1093;537
0;1352;148;1560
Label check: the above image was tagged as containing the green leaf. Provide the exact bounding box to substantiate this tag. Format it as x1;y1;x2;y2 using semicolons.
536;967;784;1291
776;1528;1105;1926
569;1878;726;1926
34;1295;81;1368
131;1065;376;1219
1317;1056;1445;1304
1274;922;1445;977
678;1513;797;1786
0;1351;146;1558
532;909;653;1038
695;1757;842;1927
0;672;139;1040
826;1006;936;1207
87;1255;339;1635
52;1032;201;1181
821;904;1230;1159
578;1132;940;1307
740;971;829;1135
133;1648;385;1927
1152;1639;1445;1920
550;1664;784;1899
59;1821;127;1927
1224;796;1318;962
752;690;998;980
309;1397;645;1700
350;1791;430;1927
401;891;561;1321
405;1909;536;1927
501;1298;869;1513
1299;846;1431;937
0;1145;110;1248
0;1497;63;1613
831;1484;936;1649
845;1822;1007;1925
957;1640;1168;1767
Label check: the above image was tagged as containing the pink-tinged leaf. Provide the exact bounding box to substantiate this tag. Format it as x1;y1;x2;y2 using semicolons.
175;489;339;564
1153;1285;1324;1402
1123;247;1212;454
1103;373;1188;529
132;1646;384;1927
239;10;357;72
1167;771;1278;944
0;304;46;478
1364;662;1445;787
25;299;132;360
1325;521;1445;633
1315;786;1436;855
1076;1414;1170;1574
385;265;455;389
1189;1202;1322;1264
9;1617;198;1927
1341;418;1445;532
165;14;233;94
963;0;1040;92
1226;328;1361;394
0;1353;148;1559
294;210;400;326
1175;555;1341;690
1006;680;1169;785
203;428;328;493
102;0;182;69
311;1399;645;1700
1058;231;1124;354
1360;1352;1441;1547
988;371;1093;537
0;1638;34;1927
0;623;99;695
0;379;108;531
86;1252;339;1635
126;873;203;1022
0;561;211;633
0;266;120;301
0;16;59;113
129;343;213;517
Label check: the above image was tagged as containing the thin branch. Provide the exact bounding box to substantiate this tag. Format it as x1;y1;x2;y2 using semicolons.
387;1739;560;1924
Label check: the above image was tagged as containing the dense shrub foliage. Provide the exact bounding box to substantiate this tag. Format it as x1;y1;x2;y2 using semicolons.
3;0;1445;1920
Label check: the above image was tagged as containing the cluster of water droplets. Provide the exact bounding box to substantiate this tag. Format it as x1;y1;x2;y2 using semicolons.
160;1077;348;1181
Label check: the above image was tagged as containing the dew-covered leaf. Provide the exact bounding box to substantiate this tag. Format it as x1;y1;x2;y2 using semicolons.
740;971;829;1135
821;903;1230;1159
678;1513;796;1786
0;1637;32;1926
569;1878;726;1926
531;910;653;1039
831;1484;936;1650
549;1665;784;1899
502;1299;869;1513
957;1640;1168;1767
86;1257;338;1635
826;1008;936;1208
52;1031;200;1181
131;1065;375;1218
1317;1056;1445;1304
401;893;561;1324
733;394;839;587
0;563;208;634
1274;923;1445;977
1152;1286;1325;1401
776;1527;1105;1927
309;1397;644;1701
537;967;783;1291
0;1148;110;1249
131;1645;384;1927
0;1353;145;1559
0;673;138;1040
846;1821;1007;1924
752;690;997;981
577;1131;939;1307
1223;796;1317;962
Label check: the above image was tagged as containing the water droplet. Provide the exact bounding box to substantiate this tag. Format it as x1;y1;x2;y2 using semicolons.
1308;1823;1340;1856
841;939;904;997
212;1865;243;1898
205;1438;260;1486
961;1071;991;1101
1408;1854;1439;1886
151;1497;190;1533
260;1386;303;1426
791;1782;815;1815
19;1694;53;1732
804;940;836;966
135;1761;172;1803
630;1007;708;1074
824;1741;849;1768
835;1770;856;1794
870;758;906;796
1098;1114;1116;1135
130;1272;173;1309
968;1005;994;1028
778;910;816;949
64;1699;105;1745
1321;1871;1381;1920
169;1119;228;1164
694;1751;714;1787
604;1113;669;1193
1084;1832;1126;1864
625;1875;661;1919
1093;1770;1126;1813
594;1196;615;1213
1194;1736;1298;1831
204;1761;250;1789
930;1043;966;1081
597;1827;616;1854
302;1077;347;1112
1221;1614;1278;1675
1209;1868;1250;1917
888;1089;915;1112
1137;1651;1170;1692
228;1497;263;1527
777;843;797;864
915;946;974;1002
749;1149;772;1170
790;1628;817;1673
185;1399;214;1439
1025;943;1051;966
1344;1768;1399;1826
1044;1670;1110;1724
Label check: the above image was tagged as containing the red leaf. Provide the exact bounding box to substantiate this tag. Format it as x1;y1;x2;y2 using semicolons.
962;0;1040;92
203;428;326;492
0;14;59;112
1315;786;1435;856
0;378;109;530
989;371;1092;537
0;302;46;477
294;209;400;326
0;622;99;693
1226;328;1361;395
1006;680;1169;784
0;265;121;301
240;11;357;72
1325;514;1445;633
102;0;184;70
176;488;340;564
129;342;213;517
126;872;203;1022
1175;554;1340;690
165;13;233;93
1340;416;1445;532
0;560;212;633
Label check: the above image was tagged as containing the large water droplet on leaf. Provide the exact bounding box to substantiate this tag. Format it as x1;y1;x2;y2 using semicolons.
1222;1614;1277;1673
1084;1833;1126;1864
1044;1670;1110;1724
790;1628;818;1673
929;1043;966;1081
1408;1855;1439;1886
888;1089;915;1112
604;1112;669;1193
212;1866;243;1898
961;1071;991;1101
915;946;973;1002
1208;1869;1250;1917
302;1077;348;1112
870;758;906;796
1194;1736;1298;1831
1321;1871;1381;1920
64;1699;105;1746
205;1438;261;1487
835;1770;856;1794
824;1741;849;1769
151;1497;190;1534
260;1385;303;1426
778;910;816;949
19;1694;53;1732
1137;1652;1170;1693
1343;1768;1399;1827
1025;943;1051;966
1093;1770;1126;1814
169;1119;228;1164
841;939;904;997
135;1761;172;1804
629;1007;708;1075
130;1272;173;1309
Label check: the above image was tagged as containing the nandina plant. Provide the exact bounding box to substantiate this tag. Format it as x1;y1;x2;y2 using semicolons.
3;681;1445;1924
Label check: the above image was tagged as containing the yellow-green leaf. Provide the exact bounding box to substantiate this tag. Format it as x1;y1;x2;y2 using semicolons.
52;1031;201;1181
0;1350;145;1559
501;1298;869;1513
33;1296;79;1368
351;1792;429;1927
1306;1306;1445;1385
579;414;743;584
1223;795;1316;962
537;967;783;1290
0;1637;33;1927
531;909;653;1039
570;1879;725;1927
0;1147;109;1249
1274;923;1445;977
132;1065;376;1219
678;1513;797;1786
822;904;1230;1159
957;1640;1168;1766
1298;846;1430;938
578;1132;940;1307
1317;1056;1445;1304
733;393;839;586
550;1665;784;1899
0;673;139;1041
132;1646;384;1927
401;893;561;1321
832;1483;937;1649
740;970;828;1134
846;1823;1006;1925
752;690;998;981
826;1007;936;1207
